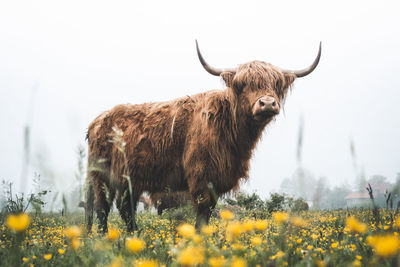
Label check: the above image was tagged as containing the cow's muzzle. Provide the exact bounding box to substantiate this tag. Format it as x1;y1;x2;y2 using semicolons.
252;96;280;120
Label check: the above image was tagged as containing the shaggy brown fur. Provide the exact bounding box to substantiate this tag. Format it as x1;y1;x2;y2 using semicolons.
85;60;298;233
150;191;192;215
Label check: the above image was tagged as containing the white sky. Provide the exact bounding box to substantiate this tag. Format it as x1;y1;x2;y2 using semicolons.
0;0;399;198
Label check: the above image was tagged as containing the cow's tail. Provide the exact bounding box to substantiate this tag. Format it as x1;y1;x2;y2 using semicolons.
85;180;94;233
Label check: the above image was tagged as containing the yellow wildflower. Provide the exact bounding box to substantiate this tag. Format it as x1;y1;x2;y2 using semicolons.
71;238;81;250
242;220;254;232
251;237;262;246
331;242;338;248
192;234;202;244
396;215;400;229
231;243;244;251
177;223;195;239
254;220;267;231
353;260;361;267
297;238;302;244
201;225;216;236
270;251;285;260
65;226;82;239
346;216;367;233
22;257;28;262
106;228;120;242
178;246;205;266
356;255;362;260
6;213;30;232
58;248;65;255
43;254;52;260
126;237;145;253
220;210;234;221
273;212;289;223
135;259;159;267
226;221;243;240
367;235;400;257
209;256;226;267
291;216;307;227
231;257;247;267
276;251;285;257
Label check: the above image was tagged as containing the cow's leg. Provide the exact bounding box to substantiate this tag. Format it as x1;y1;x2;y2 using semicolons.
93;178;113;234
85;182;94;233
189;179;218;229
155;198;167;216
116;189;139;233
157;205;164;216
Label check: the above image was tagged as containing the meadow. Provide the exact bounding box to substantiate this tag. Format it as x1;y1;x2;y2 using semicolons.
1;203;400;267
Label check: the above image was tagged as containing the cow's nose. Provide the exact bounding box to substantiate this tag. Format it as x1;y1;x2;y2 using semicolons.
257;96;279;114
259;98;276;108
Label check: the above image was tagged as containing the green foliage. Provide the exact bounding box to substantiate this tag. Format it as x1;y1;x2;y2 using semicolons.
265;192;286;213
224;191;264;210
265;192;308;213
223;191;309;216
75;145;86;203
159;204;195;225
290;197;309;212
0;179;48;217
31;174;49;214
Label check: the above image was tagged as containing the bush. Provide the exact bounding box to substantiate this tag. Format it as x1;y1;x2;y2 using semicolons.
291;197;309;212
161;204;195;225
224;192;264;210
0;179;48;220
265;193;286;213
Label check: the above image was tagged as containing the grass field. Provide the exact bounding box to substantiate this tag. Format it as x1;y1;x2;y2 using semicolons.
1;206;400;267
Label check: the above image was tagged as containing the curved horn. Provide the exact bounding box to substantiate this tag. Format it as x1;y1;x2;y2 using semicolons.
196;40;236;76
282;42;322;77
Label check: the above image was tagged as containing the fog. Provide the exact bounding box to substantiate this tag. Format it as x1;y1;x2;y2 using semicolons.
1;0;399;202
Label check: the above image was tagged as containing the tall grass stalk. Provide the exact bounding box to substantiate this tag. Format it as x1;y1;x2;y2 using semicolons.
111;126;135;231
20;83;38;193
75;145;86;202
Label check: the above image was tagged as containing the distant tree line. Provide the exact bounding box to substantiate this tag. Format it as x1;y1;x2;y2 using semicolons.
279;168;400;209
222;191;309;214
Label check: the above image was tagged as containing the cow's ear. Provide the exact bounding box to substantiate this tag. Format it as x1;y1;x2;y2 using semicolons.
221;71;235;89
226;72;246;95
284;73;296;87
276;73;296;99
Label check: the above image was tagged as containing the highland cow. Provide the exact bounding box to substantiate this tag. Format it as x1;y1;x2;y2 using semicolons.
85;41;321;233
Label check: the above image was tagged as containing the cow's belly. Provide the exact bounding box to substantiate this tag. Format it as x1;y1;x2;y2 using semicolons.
130;159;188;193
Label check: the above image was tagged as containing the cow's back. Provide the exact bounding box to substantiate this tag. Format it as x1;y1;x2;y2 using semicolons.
88;96;196;191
